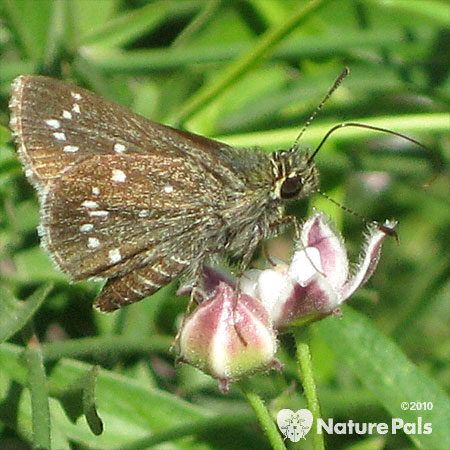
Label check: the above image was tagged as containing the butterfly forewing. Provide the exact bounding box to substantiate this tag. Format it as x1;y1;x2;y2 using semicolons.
9;75;234;190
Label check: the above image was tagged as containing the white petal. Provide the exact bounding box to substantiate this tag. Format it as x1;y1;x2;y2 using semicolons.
255;269;295;324
240;269;261;299
289;246;322;286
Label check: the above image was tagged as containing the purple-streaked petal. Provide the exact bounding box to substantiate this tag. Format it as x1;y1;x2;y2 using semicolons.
299;213;349;290
177;266;235;299
201;266;235;296
275;274;340;328
340;220;397;300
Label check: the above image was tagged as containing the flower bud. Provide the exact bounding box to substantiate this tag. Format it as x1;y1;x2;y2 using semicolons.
178;281;279;392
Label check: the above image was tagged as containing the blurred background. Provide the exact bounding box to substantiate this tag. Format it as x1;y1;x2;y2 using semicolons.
0;1;448;449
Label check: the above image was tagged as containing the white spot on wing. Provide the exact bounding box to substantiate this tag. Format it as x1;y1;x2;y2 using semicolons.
108;248;122;264
92;187;100;195
71;91;82;100
138;209;149;218
62;110;72;119
72;103;81;114
46;119;60;129
80;223;94;232
163;184;174;194
89;210;109;217
82;200;99;209
63;145;79;153
114;143;126;153
112;169;126;182
87;237;100;249
53;132;66;141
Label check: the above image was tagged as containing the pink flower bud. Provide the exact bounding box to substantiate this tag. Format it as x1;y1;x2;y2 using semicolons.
178;281;279;392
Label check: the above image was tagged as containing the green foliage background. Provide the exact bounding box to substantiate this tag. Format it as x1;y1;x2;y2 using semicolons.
0;1;449;449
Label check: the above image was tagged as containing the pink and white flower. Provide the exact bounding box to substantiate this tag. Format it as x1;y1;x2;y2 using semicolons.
177;212;396;388
241;212;397;328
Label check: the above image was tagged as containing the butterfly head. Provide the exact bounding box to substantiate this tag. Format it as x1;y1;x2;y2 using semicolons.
270;148;319;201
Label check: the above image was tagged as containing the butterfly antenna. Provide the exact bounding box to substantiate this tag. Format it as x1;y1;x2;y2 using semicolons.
291;67;350;151
306;122;430;165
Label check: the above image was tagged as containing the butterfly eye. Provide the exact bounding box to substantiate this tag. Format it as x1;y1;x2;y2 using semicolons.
280;175;303;199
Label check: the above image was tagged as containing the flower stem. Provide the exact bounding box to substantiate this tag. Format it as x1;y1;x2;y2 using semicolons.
239;384;286;450
295;329;325;450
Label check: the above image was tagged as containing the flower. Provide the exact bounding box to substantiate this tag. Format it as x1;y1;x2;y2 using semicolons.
241;212;397;328
177;281;280;392
176;212;396;390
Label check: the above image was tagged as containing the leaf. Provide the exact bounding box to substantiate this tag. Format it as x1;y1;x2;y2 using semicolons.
0;343;210;448
82;366;103;436
317;307;450;450
53;365;104;436
0;284;53;344
79;0;199;48
24;340;51;450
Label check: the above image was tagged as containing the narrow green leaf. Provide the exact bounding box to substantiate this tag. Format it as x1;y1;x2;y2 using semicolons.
42;0;67;72
13;248;65;283
2;0;52;60
24;339;51;450
0;284;53;344
68;0;118;38
317;307;450;450
82;27;417;74
80;0;199;48
41;335;172;361
365;0;450;25
82;366;103;436
216;113;450;150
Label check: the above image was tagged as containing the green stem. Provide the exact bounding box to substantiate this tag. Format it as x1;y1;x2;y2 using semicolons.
170;0;328;126
240;385;286;450
295;329;325;450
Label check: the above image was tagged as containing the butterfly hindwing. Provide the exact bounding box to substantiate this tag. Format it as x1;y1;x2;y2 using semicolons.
41;153;227;280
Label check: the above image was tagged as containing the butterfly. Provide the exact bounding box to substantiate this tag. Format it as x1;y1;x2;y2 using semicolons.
9;75;319;311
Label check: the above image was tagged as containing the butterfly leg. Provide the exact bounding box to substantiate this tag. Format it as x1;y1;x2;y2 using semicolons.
269;214;302;240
